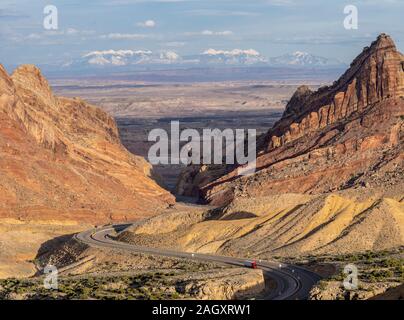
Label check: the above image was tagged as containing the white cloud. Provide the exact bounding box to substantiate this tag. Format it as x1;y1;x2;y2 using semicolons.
186;30;234;36
266;0;296;6
23;28;95;41
100;33;150;39
187;9;259;17
165;41;186;47
203;48;261;57
137;20;156;28
66;28;79;35
26;33;42;40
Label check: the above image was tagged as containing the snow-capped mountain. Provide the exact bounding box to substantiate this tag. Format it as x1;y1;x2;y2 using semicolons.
69;48;268;69
69;49;183;69
158;51;182;64
196;49;268;65
82;50;154;66
269;51;344;67
63;49;345;73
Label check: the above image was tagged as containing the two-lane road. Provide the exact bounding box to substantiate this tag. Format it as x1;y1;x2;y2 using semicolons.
74;224;321;300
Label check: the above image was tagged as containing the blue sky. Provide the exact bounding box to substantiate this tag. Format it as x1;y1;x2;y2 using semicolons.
1;0;403;67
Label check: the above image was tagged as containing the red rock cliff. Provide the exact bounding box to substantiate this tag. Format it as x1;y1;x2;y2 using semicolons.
181;34;404;206
268;33;404;150
0;64;174;223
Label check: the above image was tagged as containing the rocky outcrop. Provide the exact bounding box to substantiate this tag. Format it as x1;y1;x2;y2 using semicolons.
267;33;404;150
179;269;265;300
179;34;404;206
310;281;403;301
0;64;174;223
371;283;404;300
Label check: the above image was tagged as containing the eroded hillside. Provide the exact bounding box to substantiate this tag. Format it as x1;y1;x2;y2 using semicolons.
119;185;404;257
0;64;174;224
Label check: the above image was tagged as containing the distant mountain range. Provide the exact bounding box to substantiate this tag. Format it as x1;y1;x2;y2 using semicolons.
190;49;268;66
269;51;344;67
63;49;346;71
76;50;181;67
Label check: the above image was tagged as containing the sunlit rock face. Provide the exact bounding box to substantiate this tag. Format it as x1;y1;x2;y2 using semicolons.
177;34;404;206
0;64;174;223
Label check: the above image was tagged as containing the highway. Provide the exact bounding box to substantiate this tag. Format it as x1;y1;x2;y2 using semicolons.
74;224;322;300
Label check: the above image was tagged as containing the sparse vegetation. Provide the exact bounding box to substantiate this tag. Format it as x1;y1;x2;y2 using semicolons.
0;272;191;300
301;247;404;300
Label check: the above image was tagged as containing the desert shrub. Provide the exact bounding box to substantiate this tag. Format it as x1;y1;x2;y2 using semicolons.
366;269;394;282
380;258;403;268
318;281;328;291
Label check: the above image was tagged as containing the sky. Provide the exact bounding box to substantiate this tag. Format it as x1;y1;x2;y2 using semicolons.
1;0;404;68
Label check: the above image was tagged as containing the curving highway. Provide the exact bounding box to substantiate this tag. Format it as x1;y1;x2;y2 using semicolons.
74;224;321;300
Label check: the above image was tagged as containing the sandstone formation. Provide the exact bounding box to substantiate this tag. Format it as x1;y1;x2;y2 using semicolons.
0;220;86;278
0;64;174;224
177;34;404;206
309;281;402;300
119;186;404;257
126;35;404;258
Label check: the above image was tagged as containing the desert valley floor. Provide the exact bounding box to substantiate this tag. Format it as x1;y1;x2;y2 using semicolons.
52;79;319;191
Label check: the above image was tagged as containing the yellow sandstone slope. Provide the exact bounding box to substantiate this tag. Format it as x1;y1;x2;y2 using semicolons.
120;186;404;258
